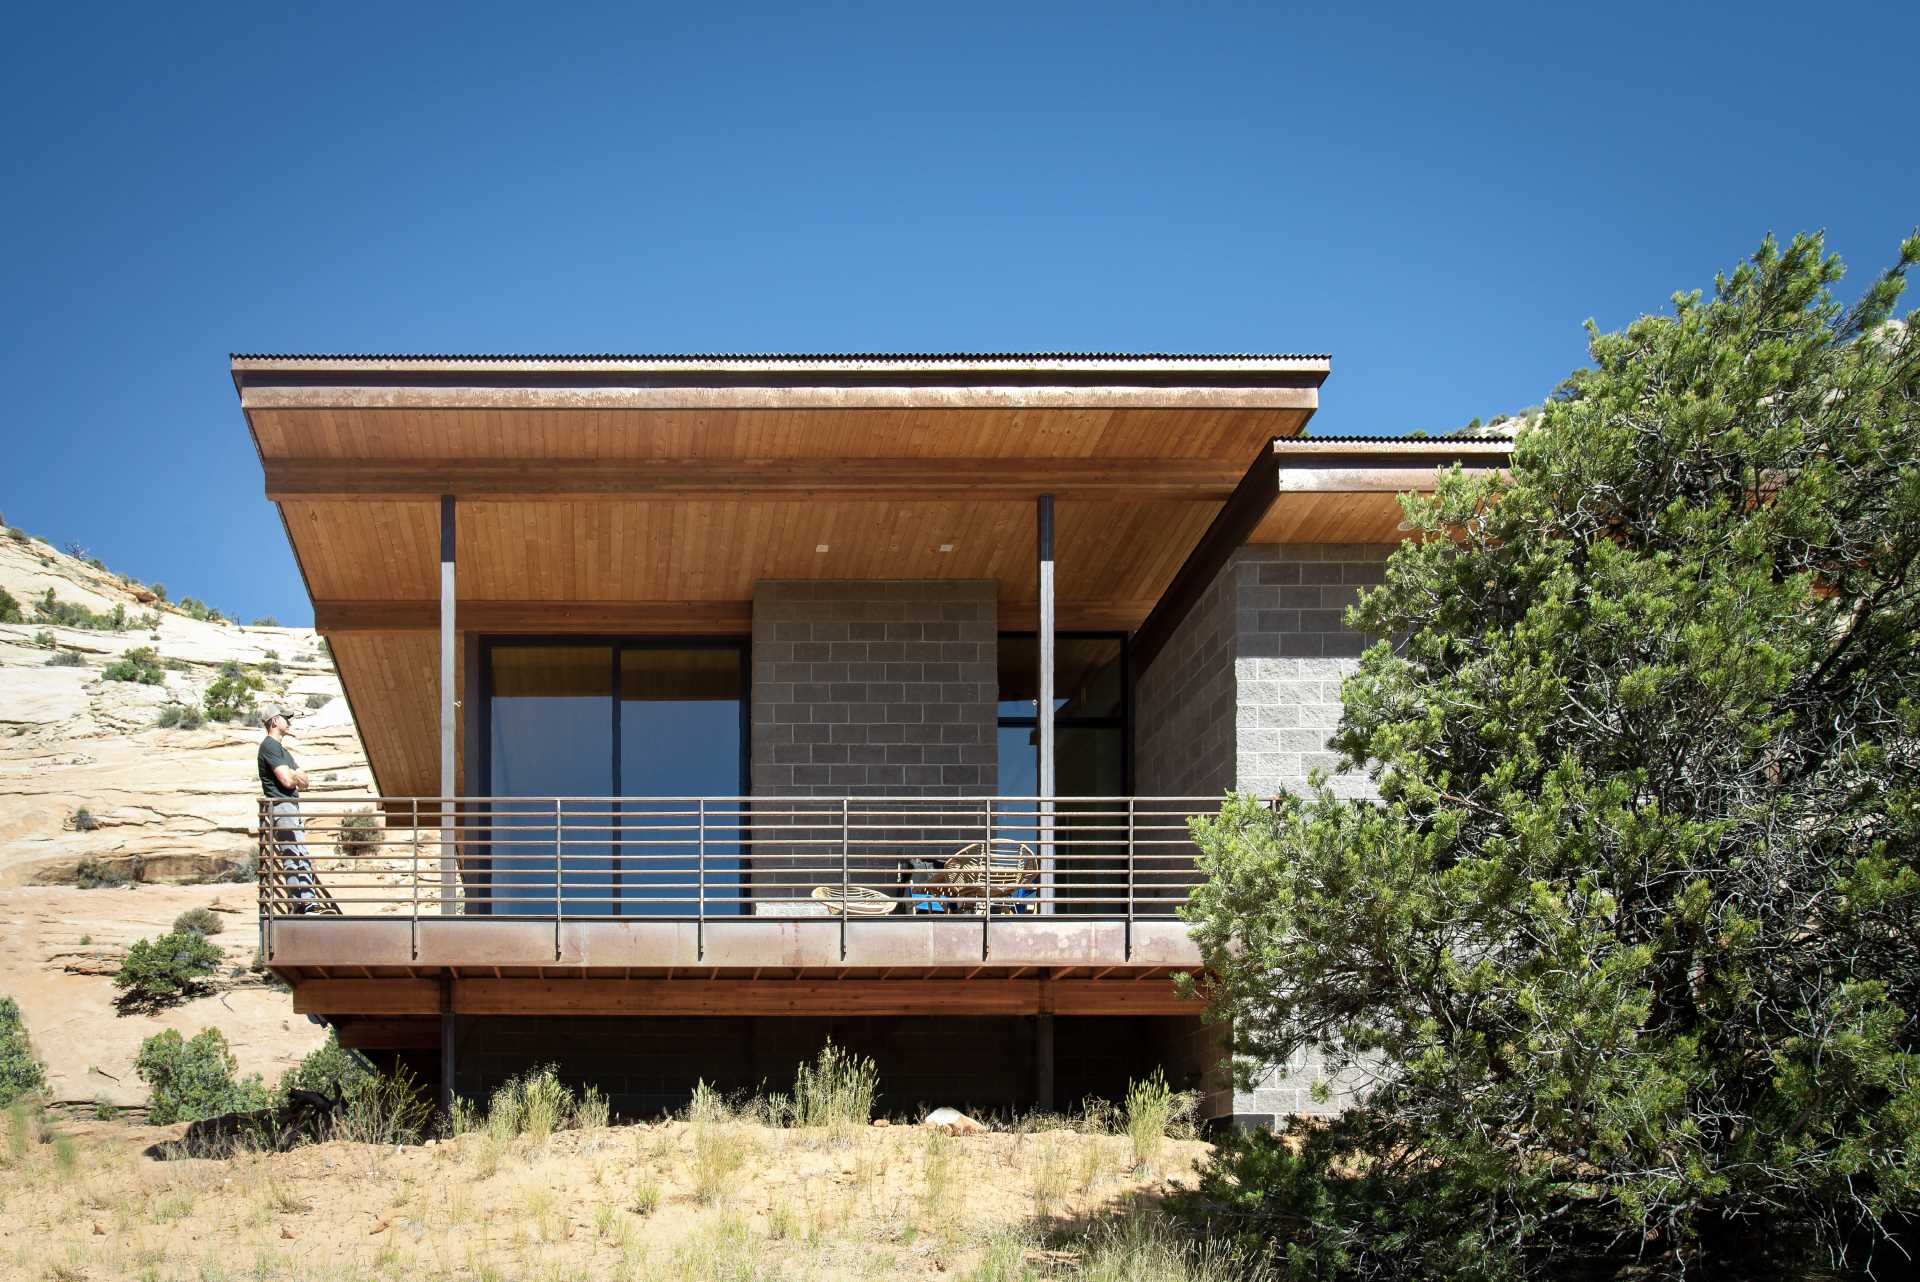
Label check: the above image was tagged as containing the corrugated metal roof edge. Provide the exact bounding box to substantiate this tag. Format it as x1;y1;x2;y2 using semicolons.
231;351;1329;363
1276;435;1513;445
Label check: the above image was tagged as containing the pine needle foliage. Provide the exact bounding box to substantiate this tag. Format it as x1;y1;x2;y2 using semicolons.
114;931;223;1009
1182;232;1920;1280
135;1028;270;1125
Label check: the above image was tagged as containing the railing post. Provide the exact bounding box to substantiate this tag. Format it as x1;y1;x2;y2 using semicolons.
697;798;706;961
839;798;850;962
411;798;420;960
1125;796;1135;962
982;798;993;961
554;798;564;961
257;798;271;961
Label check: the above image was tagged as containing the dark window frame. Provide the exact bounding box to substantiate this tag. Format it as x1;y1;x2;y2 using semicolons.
475;635;751;916
995;630;1132;796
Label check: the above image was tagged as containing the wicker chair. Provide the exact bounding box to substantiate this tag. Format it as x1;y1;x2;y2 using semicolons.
809;883;899;916
942;842;1038;914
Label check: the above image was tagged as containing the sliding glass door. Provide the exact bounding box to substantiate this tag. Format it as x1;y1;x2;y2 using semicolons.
484;639;746;916
618;646;745;914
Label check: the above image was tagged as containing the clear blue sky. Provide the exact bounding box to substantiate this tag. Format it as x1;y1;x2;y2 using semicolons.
2;2;1913;626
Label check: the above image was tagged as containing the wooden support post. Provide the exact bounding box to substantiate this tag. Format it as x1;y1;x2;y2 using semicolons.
1037;495;1055;914
439;495;456;911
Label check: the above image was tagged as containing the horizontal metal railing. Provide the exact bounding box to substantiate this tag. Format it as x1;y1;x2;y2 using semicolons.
256;795;1235;927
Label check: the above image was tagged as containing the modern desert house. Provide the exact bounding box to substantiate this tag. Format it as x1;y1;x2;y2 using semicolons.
234;352;1508;1126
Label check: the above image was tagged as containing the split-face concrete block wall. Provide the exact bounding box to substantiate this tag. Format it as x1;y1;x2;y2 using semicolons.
748;581;999;899
750;580;999;795
1134;543;1392;1125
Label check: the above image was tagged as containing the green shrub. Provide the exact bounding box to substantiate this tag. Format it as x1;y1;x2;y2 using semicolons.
172;907;223;937
0;998;47;1107
102;646;164;684
114;931;222;1008
338;809;381;857
149;583;167;602
303;692;331;710
203;670;263;722
277;1030;374;1102
0;588;21;624
30;629;54;648
155;703;204;730
70;807;98;832
45;649;85;668
6;527;29;544
1181;232;1920;1278
74;856;135;888
134;1028;269;1125
31;590;126;631
259;658;283;675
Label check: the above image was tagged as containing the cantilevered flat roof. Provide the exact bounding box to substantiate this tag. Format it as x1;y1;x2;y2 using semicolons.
231;351;1330;369
236;351;1334;795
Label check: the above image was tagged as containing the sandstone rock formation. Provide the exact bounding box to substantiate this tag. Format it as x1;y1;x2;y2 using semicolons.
1;531;365;1103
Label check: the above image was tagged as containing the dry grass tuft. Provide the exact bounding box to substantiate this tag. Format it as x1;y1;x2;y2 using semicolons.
688;1080;753;1205
0;1093;1223;1281
1123;1070;1195;1175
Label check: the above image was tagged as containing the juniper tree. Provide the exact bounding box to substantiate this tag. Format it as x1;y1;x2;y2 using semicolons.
1184;232;1920;1279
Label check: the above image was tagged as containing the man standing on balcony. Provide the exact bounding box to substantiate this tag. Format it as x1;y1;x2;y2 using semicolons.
258;708;316;912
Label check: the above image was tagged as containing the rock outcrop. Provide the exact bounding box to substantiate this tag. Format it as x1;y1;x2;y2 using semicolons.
1;531;361;1103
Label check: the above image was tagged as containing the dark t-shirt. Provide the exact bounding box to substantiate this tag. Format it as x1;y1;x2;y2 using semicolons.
259;736;299;800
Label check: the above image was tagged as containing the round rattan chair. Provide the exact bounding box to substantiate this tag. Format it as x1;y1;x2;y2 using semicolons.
943;842;1038;912
809;883;899;916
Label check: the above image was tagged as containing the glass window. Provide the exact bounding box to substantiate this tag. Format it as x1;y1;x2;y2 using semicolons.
997;635;1124;719
619;647;745;916
483;641;746;917
488;645;614;916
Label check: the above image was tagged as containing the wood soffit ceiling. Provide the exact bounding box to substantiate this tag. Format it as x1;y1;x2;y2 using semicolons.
235;358;1514;795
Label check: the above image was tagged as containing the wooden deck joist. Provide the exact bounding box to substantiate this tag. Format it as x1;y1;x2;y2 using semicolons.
292;977;1202;1018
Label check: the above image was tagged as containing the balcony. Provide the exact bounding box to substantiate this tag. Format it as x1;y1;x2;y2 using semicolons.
259;795;1231;1019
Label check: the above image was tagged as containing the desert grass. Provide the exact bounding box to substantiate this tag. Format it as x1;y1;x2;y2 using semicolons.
1122;1070;1195;1175
687;1079;754;1204
0;1095;1233;1282
775;1039;878;1141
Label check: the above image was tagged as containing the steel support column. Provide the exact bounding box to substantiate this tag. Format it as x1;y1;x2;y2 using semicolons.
1037;495;1055;912
1035;1013;1056;1111
438;1011;456;1118
439;495;456;910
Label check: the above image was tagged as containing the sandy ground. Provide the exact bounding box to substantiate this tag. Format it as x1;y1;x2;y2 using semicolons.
0;1111;1226;1281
